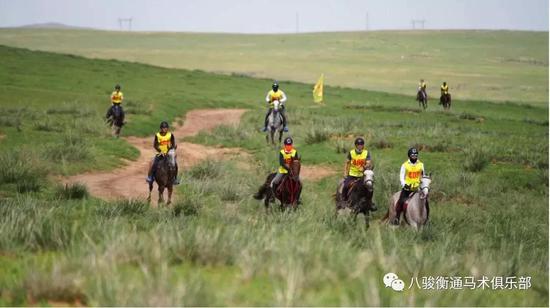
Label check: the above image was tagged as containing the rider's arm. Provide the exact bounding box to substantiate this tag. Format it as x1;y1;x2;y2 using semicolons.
265;92;271;103
399;164;406;188
279;152;289;171
153;135;161;153
169;134;177;150
279;91;287;103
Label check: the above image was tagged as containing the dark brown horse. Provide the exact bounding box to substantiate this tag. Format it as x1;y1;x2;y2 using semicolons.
147;149;177;205
253;159;302;211
440;93;451;110
335;169;375;227
105;104;125;138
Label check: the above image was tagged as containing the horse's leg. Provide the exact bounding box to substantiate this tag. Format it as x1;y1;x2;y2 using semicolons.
147;182;153;203
158;185;164;205
167;185;173;205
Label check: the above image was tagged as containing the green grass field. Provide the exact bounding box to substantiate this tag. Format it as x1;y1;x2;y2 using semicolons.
0;29;547;105
0;40;548;306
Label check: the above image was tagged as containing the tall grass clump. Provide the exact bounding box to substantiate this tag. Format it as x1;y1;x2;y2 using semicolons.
464;147;490;172
0;151;46;192
43;132;91;162
55;183;89;200
97;199;150;218
305;127;329;144
188;160;221;180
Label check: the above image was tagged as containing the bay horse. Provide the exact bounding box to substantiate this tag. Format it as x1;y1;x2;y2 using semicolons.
147;149;177;205
335;169;375;227
253;159;302;211
440;93;451;110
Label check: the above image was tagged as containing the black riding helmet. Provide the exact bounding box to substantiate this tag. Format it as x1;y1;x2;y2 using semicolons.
115;84;121;90
272;81;279;91
160;121;169;129
354;137;365;146
408;147;419;157
284;137;293;145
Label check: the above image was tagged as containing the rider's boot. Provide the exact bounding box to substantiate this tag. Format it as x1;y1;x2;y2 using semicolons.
282;113;289;132
173;164;180;185
391;202;403;225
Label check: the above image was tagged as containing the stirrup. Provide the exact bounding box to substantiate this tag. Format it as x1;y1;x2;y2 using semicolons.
173;177;180;185
283;126;289;132
146;176;154;184
261;127;268;132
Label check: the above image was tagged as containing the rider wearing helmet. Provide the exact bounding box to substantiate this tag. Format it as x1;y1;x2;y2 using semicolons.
109;84;125;123
440;81;448;96
341;137;376;210
270;137;302;198
146;121;180;185
392;147;425;225
262;81;288;132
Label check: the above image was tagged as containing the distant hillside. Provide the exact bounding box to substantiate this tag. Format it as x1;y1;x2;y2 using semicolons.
17;22;90;30
0;28;547;105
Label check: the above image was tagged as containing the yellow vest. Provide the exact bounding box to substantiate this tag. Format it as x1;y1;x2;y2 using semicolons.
268;90;284;107
111;91;123;104
441;85;448;94
279;148;297;174
349;149;369;177
403;160;424;190
419;82;426;90
156;132;172;154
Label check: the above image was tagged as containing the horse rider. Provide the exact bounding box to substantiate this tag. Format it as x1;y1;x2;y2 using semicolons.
392;147;425;225
270;137;302;202
440;81;449;102
341;137;377;210
418;79;427;101
110;84;125;123
146;121;180;185
262;81;288;132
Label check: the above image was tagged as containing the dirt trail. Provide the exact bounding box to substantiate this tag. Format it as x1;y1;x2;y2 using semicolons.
65;108;337;202
66;109;248;201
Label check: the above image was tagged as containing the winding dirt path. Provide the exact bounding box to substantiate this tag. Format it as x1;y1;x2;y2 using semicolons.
65;108;338;202
66;109;248;201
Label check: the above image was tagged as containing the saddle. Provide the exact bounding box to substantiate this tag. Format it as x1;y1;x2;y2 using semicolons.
340;178;361;201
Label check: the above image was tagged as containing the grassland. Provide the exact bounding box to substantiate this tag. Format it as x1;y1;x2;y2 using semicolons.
0;42;548;306
0;29;547;105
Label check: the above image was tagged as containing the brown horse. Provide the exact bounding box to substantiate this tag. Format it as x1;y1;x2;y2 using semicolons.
147;149;177;205
253;159;302;211
335;169;375;227
105;104;125;138
440;93;451;110
382;174;432;230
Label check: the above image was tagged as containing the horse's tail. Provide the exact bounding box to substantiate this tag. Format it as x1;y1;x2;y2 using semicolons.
381;209;390;222
253;183;268;200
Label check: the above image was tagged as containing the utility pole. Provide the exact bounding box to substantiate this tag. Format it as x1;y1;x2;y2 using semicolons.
118;17;133;31
411;19;426;30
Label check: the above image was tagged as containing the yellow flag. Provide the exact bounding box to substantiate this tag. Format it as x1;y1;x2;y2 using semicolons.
312;74;324;103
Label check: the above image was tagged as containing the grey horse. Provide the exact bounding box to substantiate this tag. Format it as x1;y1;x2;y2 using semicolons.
266;100;284;145
383;174;432;230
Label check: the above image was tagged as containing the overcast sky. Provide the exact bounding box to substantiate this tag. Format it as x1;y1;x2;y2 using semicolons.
0;0;548;33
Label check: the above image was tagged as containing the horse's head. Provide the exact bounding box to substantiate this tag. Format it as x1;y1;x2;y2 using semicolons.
419;173;432;200
289;158;301;179
167;149;177;168
363;169;374;192
272;100;280;112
